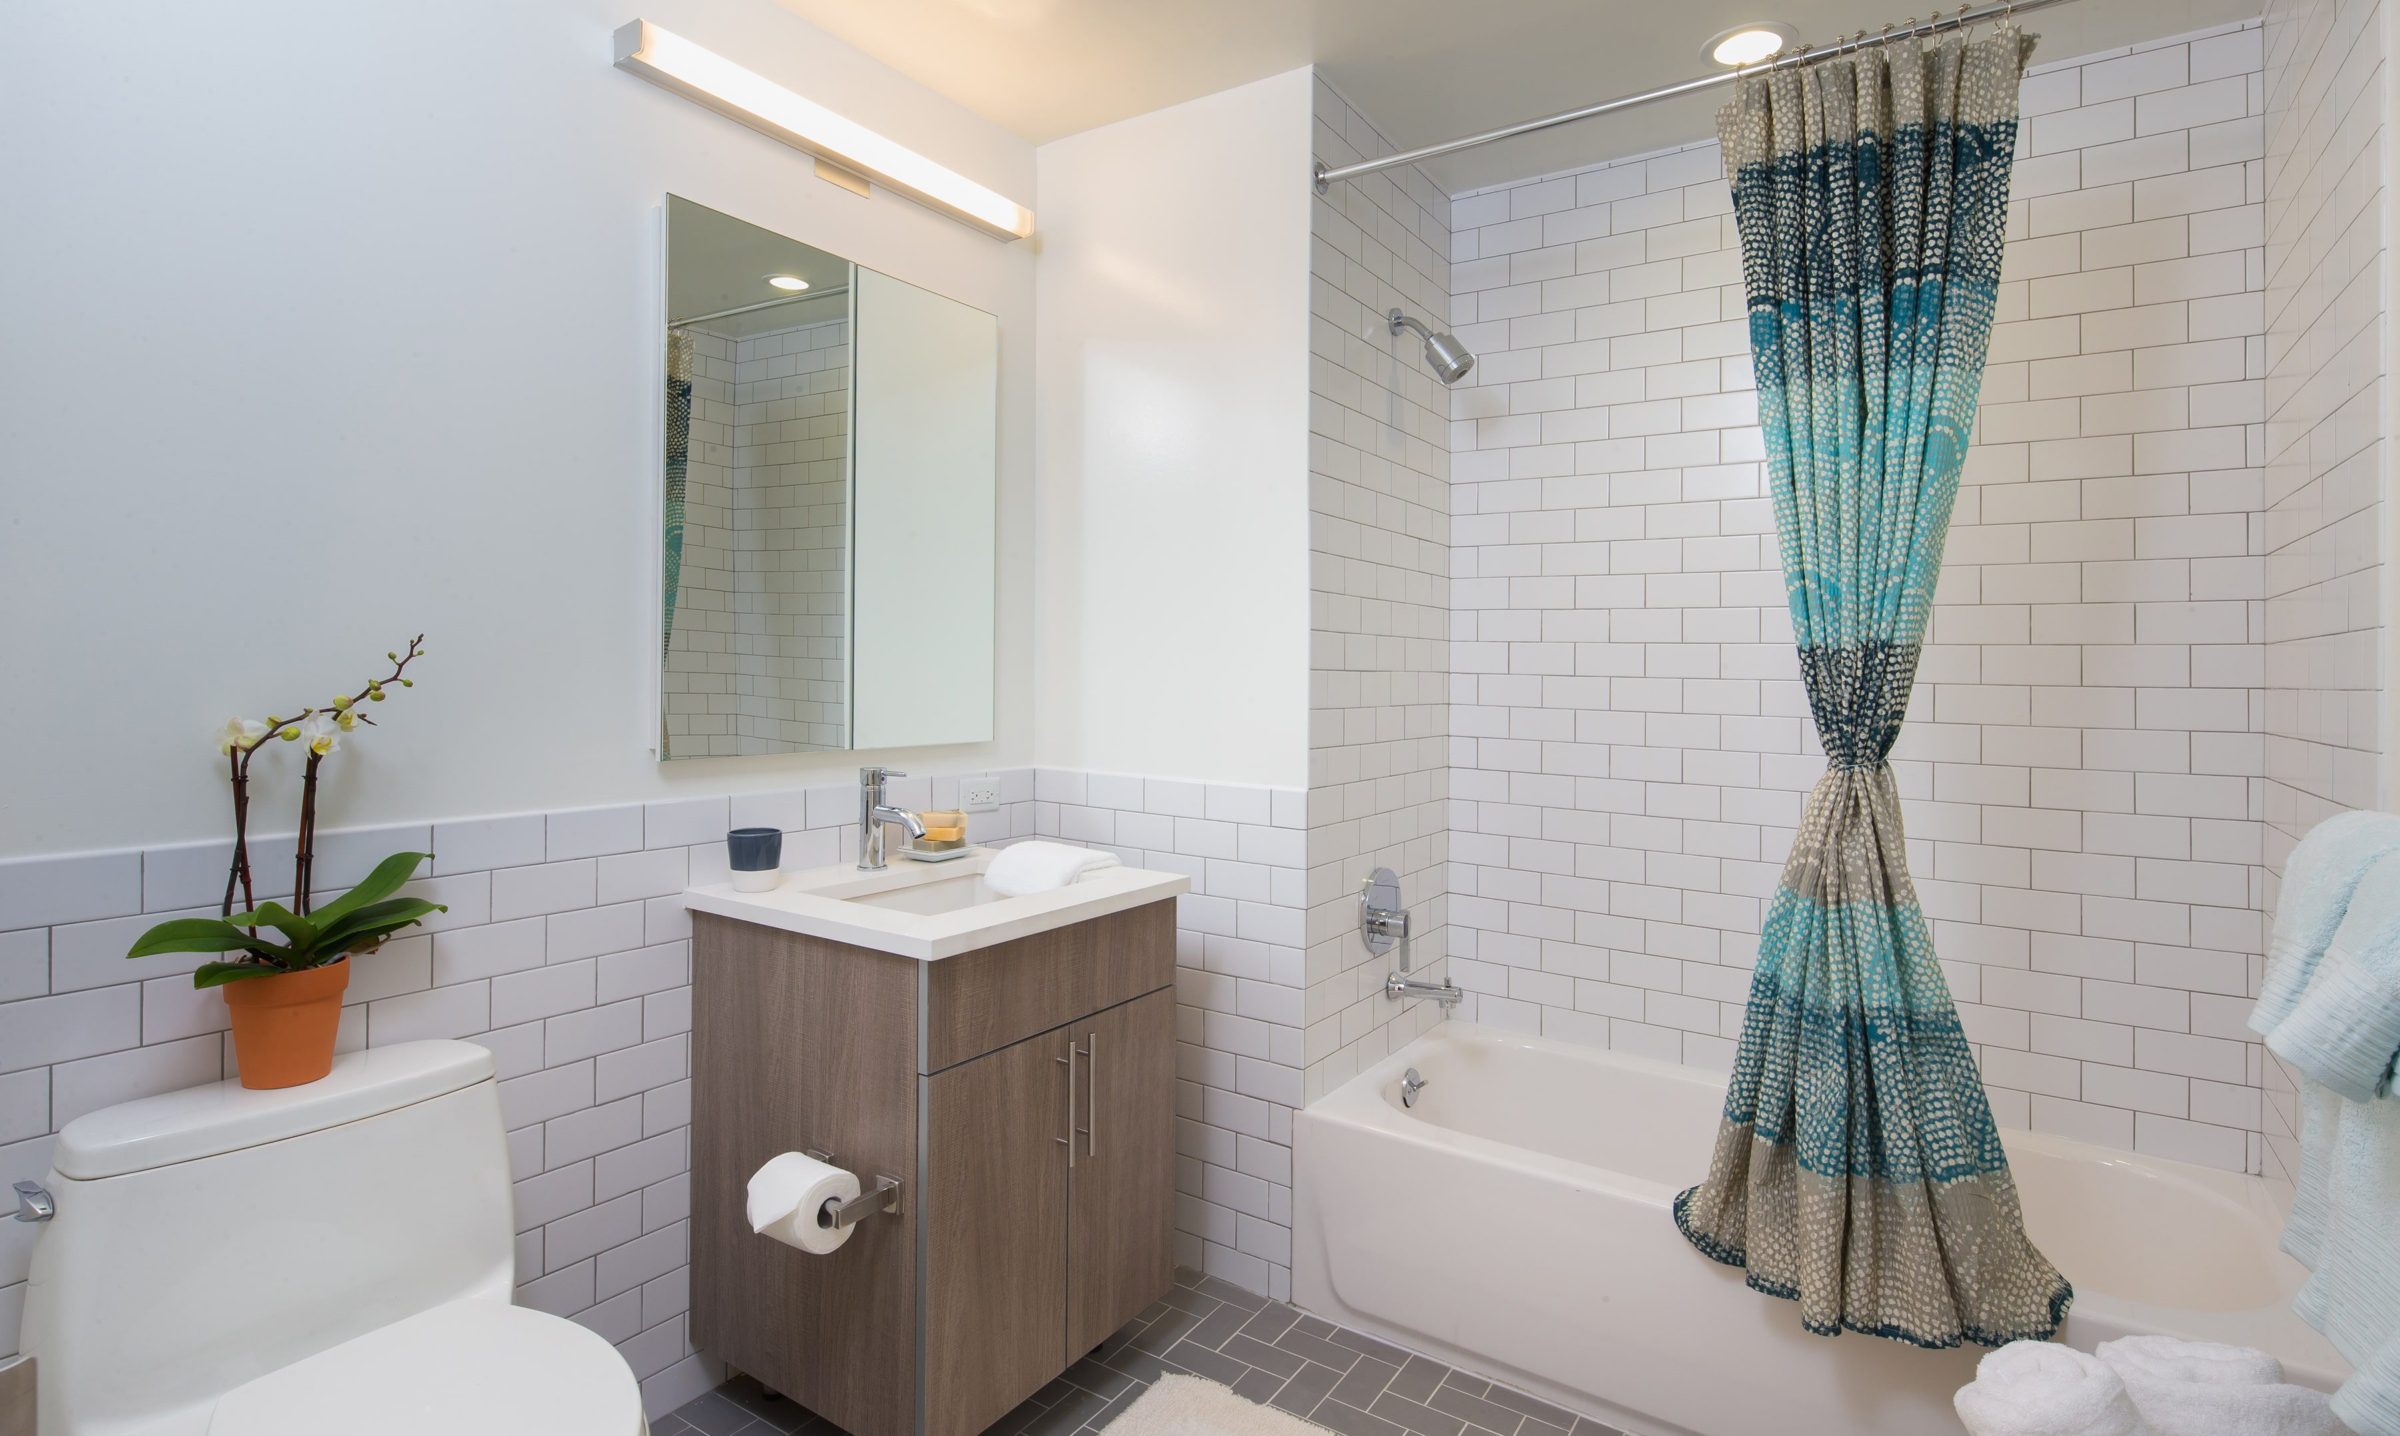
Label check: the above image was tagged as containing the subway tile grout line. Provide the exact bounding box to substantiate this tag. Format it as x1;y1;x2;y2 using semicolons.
0;764;1331;1385
662;1269;1628;1436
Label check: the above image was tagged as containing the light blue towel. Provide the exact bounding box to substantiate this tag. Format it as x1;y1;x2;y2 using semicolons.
2254;811;2400;1039
2284;1083;2400;1436
2271;852;2400;1101
2271;826;2400;1436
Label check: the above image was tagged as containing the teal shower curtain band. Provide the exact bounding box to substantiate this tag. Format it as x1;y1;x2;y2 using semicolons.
1670;25;2073;1351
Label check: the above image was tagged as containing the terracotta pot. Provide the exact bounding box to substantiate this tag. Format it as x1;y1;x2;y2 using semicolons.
222;960;350;1089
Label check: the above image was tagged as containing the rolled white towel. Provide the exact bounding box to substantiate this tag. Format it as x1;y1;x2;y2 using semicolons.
2096;1335;2337;1436
2097;1335;2285;1388
985;840;1121;898
2118;1379;2339;1436
1955;1341;2153;1436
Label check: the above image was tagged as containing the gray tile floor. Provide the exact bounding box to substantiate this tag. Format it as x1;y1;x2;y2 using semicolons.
655;1268;1629;1436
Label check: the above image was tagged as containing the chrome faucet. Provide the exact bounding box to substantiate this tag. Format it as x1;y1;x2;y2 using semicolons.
1365;867;1462;1010
856;766;928;871
1386;970;1464;1010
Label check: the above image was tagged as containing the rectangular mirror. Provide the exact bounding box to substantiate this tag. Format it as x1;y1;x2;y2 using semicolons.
658;194;997;760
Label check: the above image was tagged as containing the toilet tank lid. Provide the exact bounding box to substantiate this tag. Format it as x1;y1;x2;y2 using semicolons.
54;1040;496;1179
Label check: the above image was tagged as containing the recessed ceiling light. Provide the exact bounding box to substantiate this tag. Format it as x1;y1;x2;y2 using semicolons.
765;275;810;291
1705;22;1797;68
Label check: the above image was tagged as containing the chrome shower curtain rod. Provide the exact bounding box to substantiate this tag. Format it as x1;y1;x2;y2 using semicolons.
1313;0;2084;191
669;285;852;330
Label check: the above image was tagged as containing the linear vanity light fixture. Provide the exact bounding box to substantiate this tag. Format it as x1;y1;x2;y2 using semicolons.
612;19;1035;241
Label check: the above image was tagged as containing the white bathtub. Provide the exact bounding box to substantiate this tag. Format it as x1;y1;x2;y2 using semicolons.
1293;1023;2349;1436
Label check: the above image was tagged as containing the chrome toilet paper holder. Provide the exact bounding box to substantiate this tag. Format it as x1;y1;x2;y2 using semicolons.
804;1148;905;1230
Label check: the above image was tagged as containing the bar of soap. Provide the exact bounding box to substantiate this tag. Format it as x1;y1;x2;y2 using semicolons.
920;809;966;829
920;825;966;844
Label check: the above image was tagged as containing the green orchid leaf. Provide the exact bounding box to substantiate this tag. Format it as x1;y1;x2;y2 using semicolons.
127;917;257;958
220;900;317;949
315;897;447;954
308;851;433;929
192;960;287;989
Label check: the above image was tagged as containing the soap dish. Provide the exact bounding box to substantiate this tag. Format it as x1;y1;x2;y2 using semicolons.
900;843;973;863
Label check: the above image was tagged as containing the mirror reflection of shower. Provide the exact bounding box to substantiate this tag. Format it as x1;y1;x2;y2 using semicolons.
1389;308;1474;385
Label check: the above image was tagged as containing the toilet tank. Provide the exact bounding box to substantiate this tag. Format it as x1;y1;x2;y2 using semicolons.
22;1040;516;1434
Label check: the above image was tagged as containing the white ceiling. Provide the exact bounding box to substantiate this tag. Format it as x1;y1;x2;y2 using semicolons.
776;0;2260;192
668;195;854;337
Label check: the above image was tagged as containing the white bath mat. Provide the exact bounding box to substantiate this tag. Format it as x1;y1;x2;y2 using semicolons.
1105;1374;1329;1436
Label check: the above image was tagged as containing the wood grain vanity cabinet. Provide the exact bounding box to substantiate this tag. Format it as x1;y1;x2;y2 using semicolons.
691;900;1177;1436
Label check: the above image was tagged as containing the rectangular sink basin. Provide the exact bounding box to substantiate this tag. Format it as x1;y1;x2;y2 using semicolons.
846;874;1007;916
681;848;1189;960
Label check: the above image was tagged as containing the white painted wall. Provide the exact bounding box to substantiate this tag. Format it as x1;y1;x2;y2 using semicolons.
0;0;1037;857
1032;69;1317;792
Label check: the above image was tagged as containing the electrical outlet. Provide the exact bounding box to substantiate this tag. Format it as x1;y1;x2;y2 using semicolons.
961;777;1001;812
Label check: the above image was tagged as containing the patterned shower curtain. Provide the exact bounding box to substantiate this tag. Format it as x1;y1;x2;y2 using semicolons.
660;331;693;758
1671;27;2073;1349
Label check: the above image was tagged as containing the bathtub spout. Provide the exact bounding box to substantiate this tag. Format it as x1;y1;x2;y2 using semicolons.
1386;971;1463;1010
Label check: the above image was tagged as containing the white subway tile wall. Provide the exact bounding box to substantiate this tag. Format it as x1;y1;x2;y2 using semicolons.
0;766;1315;1394
658;327;739;760
2257;0;2388;1182
1306;78;1455;1103
1443;24;2277;1174
660;316;852;758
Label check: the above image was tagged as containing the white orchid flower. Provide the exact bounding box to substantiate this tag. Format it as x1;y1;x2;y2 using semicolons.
299;713;341;757
217;717;268;754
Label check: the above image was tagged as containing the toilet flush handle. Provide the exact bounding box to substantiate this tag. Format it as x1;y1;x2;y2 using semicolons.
12;1180;53;1222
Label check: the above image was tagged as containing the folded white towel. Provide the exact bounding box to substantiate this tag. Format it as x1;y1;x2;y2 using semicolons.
2096;1336;2338;1436
2097;1335;2285;1388
1955;1341;2152;1436
985;840;1121;898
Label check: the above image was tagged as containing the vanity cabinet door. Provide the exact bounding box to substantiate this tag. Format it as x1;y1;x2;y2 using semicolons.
923;1027;1071;1436
1064;988;1178;1357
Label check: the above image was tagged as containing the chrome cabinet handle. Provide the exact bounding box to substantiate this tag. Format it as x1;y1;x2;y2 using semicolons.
1056;1039;1077;1169
1084;1032;1099;1158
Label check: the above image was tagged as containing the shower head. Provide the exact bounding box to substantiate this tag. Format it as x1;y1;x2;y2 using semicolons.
1389;309;1475;385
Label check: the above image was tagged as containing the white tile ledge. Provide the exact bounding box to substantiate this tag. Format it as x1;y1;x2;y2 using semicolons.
682;849;1189;960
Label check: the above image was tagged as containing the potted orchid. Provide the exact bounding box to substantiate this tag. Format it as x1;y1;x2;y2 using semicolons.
126;637;445;1088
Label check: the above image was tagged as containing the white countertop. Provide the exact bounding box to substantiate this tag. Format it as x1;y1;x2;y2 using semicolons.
682;848;1189;960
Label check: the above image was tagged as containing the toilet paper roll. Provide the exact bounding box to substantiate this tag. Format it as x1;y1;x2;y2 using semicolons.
746;1151;860;1255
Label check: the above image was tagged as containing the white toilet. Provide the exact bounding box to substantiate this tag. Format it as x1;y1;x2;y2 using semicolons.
20;1039;649;1435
